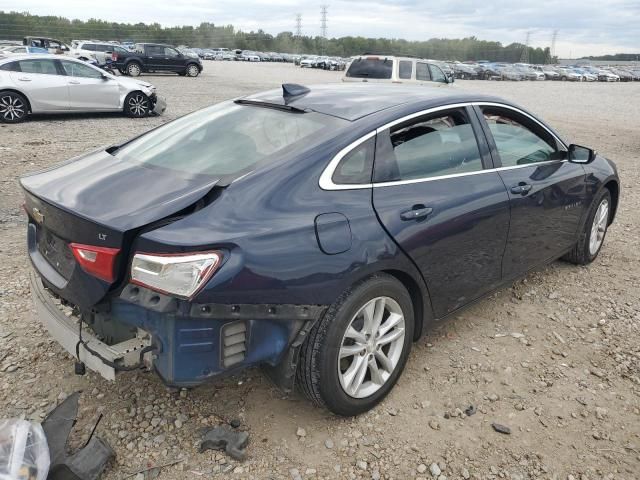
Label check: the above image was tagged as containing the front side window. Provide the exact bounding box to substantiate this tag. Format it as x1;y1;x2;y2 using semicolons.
429;64;447;82
115;102;346;178
345;57;393;79
164;47;180;57
481;107;561;167
17;59;58;75
60;61;103;79
416;62;430;81
332;136;375;185
398;60;413;80
374;109;484;182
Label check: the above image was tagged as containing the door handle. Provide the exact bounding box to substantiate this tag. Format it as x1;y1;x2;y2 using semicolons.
69;80;81;84
17;77;32;82
400;206;433;221
510;183;532;195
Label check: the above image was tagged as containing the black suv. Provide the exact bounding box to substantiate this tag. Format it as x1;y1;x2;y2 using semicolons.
114;43;202;77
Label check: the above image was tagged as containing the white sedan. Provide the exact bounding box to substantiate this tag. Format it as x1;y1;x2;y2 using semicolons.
0;54;166;123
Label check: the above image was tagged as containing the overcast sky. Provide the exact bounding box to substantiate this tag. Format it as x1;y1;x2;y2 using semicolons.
5;0;639;57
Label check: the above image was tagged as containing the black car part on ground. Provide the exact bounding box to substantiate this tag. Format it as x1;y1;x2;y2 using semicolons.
42;392;115;480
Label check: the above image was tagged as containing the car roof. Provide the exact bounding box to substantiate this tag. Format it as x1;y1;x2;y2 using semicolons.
0;54;79;63
242;83;504;122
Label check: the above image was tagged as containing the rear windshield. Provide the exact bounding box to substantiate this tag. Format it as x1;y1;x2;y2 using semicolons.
346;57;393;79
115;102;345;178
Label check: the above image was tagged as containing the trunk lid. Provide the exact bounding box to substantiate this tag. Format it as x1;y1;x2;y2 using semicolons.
22;149;220;308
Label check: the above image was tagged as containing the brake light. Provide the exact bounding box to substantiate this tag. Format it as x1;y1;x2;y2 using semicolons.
112;52;118;61
69;243;120;282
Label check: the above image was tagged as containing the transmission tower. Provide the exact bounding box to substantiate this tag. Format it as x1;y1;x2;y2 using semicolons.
520;31;531;63
295;13;302;37
320;4;328;54
549;30;558;62
320;5;328;39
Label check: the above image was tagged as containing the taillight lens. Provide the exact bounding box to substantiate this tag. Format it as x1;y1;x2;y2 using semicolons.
69;243;120;282
112;52;117;61
130;252;222;300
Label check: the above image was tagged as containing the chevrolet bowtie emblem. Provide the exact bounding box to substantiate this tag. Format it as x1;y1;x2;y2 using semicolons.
32;207;44;224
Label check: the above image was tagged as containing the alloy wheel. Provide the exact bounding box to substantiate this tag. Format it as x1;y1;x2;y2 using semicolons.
128;94;148;116
187;65;199;77
0;94;26;122
589;199;609;255
338;296;405;398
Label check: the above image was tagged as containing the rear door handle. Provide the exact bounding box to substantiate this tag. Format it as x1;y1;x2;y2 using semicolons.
400;206;433;221
69;80;81;84
510;183;532;195
17;77;32;82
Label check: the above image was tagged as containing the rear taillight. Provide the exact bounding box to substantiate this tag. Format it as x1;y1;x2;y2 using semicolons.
112;52;117;61
69;243;120;282
130;251;222;300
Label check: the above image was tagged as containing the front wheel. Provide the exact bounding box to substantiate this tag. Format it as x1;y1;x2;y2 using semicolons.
563;189;612;265
0;91;29;123
297;274;414;416
124;92;150;118
185;64;200;77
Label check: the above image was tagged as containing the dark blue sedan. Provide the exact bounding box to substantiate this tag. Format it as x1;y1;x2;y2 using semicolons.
22;84;619;415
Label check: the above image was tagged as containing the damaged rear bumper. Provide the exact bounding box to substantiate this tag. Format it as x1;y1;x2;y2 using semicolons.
31;271;326;390
30;272;151;381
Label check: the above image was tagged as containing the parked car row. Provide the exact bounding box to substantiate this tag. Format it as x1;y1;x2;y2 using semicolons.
297;55;348;70
0;54;166;123
446;61;640;82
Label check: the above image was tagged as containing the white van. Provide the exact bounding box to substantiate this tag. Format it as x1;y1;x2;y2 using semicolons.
343;55;453;84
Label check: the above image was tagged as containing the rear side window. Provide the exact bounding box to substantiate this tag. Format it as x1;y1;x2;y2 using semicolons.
416;62;430;81
346;57;393;79
332;137;375;185
18;59;58;75
398;60;413;80
81;43;96;51
145;45;164;55
0;61;21;72
374;109;484;182
115;102;347;178
95;44;112;52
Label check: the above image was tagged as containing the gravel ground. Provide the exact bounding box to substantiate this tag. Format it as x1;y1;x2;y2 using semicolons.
1;62;639;480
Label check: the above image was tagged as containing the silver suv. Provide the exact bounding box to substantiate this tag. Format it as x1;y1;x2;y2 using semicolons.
71;41;128;64
343;55;453;85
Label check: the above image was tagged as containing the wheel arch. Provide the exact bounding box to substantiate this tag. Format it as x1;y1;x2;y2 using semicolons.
380;268;432;341
603;179;619;225
0;88;32;113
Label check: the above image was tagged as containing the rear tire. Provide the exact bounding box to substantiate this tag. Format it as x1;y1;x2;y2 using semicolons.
296;274;414;416
0;91;29;123
563;189;611;265
124;91;150;118
126;62;142;77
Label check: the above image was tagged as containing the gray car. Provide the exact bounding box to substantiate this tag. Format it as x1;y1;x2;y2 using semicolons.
0;54;165;123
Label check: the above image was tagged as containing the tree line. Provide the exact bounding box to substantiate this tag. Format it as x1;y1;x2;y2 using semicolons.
1;10;560;63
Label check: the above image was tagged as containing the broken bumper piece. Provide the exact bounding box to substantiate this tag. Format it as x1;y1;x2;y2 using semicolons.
30;272;151;381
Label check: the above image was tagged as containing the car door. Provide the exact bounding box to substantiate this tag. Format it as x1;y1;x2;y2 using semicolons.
59;60;120;111
475;104;588;279
372;106;511;318
143;45;164;70
8;59;69;111
415;62;431;83
161;46;184;71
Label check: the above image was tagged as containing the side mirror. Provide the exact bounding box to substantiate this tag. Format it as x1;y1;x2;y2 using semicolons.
568;144;596;164
447;74;455;83
101;73;110;80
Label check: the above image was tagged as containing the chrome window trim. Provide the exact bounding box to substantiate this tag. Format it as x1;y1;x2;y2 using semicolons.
319;101;567;191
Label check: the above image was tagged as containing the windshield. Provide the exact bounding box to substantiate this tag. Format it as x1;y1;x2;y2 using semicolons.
115;102;345;178
346;57;393;79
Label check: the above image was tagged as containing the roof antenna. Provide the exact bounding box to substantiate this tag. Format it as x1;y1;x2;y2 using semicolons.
282;83;310;102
